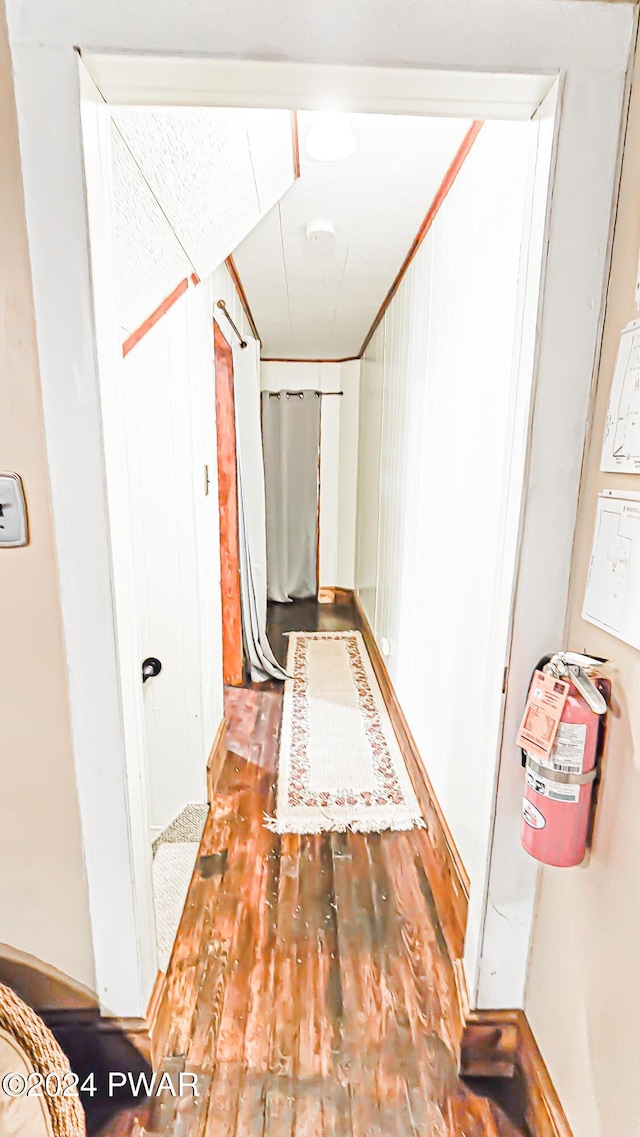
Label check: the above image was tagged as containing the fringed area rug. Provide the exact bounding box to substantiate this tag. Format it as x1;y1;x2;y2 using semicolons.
267;630;425;835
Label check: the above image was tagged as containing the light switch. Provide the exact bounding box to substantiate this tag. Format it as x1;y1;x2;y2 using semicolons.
0;474;28;547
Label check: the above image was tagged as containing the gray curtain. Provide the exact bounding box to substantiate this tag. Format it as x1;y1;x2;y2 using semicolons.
232;338;288;683
262;390;321;603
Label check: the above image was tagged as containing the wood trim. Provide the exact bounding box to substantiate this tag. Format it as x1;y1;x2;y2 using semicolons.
353;591;469;961
145;969;166;1042
461;1007;573;1137
291;110;301;178
518;1012;573;1137
42;1007;152;1063
214;322;244;685
206;717;228;801
318;586;355;605
461;1009;521;1078
359;120;484;357
224;254;261;342
122;277;189;356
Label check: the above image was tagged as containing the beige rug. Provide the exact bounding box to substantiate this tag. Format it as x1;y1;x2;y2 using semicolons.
152;802;208;971
267;630;425;835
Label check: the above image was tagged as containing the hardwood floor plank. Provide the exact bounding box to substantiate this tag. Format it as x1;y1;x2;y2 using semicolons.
269;833;301;1080
148;602;527;1137
330;832;384;1137
263;1075;295;1137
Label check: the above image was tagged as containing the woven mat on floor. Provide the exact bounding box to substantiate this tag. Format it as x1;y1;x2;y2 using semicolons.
152;802;208;971
267;630;425;835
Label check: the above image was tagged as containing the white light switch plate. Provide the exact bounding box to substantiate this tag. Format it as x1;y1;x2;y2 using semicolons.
0;474;28;547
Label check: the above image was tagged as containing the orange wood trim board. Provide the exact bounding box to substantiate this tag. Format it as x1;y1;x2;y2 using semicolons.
207;717;228;801
460;1007;573;1137
122;277;189;357
359;120;484;357
224;254;261;343
214;322;244;686
518;1012;573;1137
291;110;301;178
318;587;356;605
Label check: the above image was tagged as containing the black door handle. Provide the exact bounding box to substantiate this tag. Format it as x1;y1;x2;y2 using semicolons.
142;657;162;684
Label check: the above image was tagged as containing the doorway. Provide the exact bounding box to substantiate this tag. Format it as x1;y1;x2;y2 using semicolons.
77;58;569;1016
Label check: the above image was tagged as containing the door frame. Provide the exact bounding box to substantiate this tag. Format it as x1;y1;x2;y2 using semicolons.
213;321;244;685
14;40;631;1014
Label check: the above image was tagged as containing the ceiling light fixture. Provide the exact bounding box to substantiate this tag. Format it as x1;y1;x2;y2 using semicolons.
304;111;358;162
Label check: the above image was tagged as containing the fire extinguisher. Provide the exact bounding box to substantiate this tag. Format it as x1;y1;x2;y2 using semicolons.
520;652;610;868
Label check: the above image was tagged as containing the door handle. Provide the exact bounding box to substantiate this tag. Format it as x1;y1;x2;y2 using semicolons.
142;657;162;684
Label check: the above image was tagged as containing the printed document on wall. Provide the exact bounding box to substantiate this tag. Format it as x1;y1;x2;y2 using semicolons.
601;323;640;472
583;491;640;649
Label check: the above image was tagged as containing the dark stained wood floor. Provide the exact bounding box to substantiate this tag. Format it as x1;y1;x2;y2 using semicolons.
149;603;526;1136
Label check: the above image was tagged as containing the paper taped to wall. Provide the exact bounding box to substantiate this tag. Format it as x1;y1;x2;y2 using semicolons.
583;491;640;649
601;323;640;472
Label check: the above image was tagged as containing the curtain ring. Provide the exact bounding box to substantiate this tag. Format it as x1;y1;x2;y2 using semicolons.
299;392;304;398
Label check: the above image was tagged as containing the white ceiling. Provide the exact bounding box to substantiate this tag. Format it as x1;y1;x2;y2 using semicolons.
232;112;471;359
110;106;295;333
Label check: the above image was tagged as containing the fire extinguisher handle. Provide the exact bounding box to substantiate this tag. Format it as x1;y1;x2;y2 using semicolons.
566;664;608;715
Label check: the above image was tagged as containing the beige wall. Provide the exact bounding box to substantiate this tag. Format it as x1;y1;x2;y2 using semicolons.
525;37;640;1137
0;2;95;1001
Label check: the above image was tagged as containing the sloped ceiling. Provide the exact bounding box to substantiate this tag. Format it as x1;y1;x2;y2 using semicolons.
110;106;295;333
232;112;472;359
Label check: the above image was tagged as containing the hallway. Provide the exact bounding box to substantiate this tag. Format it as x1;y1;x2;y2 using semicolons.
148;603;525;1136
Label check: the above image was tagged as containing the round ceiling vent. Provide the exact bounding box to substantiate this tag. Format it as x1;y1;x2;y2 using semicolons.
305;218;336;244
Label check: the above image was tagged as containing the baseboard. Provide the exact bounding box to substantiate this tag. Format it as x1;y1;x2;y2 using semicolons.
461;1009;521;1078
146;969;166;1042
318;586;355;604
461;1007;573;1137
517;1012;573;1137
207;717;227;800
42;1007;152;1063
353;591;469;961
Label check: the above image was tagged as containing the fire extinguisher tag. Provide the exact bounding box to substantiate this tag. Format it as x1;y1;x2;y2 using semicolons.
516;669;570;760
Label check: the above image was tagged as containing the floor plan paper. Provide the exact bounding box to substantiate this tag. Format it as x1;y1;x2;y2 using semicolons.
583;492;640;649
601;323;640;472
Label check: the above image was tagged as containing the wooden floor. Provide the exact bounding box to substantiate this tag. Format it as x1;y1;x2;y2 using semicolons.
148;603;525;1137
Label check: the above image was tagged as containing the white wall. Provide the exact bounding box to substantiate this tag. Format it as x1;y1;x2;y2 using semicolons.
6;0;632;1014
260;359;360;590
111;105;295;335
122;277;222;835
355;118;536;964
525;47;640;1137
0;4;96;1001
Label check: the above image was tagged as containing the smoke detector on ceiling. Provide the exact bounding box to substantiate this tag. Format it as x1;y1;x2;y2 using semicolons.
305;219;336;244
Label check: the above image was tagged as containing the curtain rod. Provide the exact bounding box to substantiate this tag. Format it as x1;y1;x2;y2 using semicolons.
216;299;247;349
265;390;343;398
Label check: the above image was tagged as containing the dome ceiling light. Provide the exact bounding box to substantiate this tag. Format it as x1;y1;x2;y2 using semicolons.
304;112;358;162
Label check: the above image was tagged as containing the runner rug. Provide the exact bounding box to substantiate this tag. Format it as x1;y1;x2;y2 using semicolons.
267;629;425;835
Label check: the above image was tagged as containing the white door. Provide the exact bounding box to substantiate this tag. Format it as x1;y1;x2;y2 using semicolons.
123;291;209;843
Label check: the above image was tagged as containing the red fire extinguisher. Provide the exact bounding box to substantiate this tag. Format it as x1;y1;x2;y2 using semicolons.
519;653;610;868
